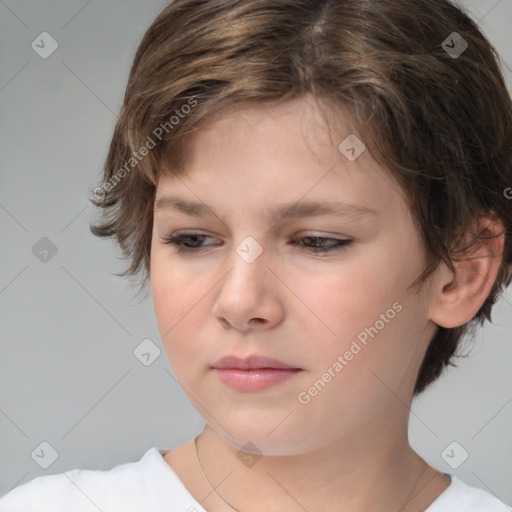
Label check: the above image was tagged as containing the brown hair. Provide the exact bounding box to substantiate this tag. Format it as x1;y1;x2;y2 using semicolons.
89;0;512;395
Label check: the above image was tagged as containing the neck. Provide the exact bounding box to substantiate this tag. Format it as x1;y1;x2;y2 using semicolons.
192;418;449;512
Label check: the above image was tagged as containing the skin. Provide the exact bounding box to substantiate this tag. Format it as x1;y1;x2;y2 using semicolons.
149;95;503;511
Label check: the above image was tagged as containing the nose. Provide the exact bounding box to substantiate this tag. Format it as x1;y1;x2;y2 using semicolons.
211;241;284;332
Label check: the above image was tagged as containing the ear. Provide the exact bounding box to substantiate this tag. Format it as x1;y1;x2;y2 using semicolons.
429;216;505;328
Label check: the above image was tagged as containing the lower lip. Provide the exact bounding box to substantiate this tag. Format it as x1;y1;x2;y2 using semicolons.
213;368;302;391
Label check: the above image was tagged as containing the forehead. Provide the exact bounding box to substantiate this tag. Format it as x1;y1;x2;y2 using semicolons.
162;96;362;180
155;96;407;218
190;95;355;150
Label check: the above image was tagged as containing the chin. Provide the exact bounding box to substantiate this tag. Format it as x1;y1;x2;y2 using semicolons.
208;413;318;456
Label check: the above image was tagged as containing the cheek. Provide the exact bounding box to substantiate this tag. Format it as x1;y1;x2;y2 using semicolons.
299;238;426;368
301;257;407;336
297;274;423;433
150;250;204;358
151;274;207;390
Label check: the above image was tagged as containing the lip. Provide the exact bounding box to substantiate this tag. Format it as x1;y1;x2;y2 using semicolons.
214;368;302;391
212;354;300;370
212;355;303;392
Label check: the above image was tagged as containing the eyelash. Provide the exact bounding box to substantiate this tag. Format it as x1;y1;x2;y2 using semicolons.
161;233;352;254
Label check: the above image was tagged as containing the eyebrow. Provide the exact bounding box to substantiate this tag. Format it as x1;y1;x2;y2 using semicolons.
154;195;378;220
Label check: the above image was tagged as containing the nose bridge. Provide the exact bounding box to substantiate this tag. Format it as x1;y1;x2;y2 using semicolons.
225;235;268;293
213;234;275;318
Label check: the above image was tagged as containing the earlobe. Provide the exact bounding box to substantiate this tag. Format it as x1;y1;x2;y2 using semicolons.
429;217;505;329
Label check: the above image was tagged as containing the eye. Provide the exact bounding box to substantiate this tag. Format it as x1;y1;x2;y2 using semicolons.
161;233;218;253
289;236;352;253
161;232;352;255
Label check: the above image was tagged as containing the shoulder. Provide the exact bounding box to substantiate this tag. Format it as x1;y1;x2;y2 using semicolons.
0;447;178;512
0;469;91;512
426;475;511;512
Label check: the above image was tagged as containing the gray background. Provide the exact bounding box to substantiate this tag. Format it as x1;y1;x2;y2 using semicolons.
1;0;511;504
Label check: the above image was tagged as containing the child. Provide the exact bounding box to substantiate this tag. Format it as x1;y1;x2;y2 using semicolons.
1;0;511;510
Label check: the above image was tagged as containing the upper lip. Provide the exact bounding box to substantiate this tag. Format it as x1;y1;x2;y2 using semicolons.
212;354;301;370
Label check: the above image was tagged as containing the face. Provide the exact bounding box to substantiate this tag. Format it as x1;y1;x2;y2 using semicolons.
150;96;438;456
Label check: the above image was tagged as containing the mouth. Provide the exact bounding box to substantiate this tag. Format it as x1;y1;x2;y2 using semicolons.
213;354;301;370
212;354;303;392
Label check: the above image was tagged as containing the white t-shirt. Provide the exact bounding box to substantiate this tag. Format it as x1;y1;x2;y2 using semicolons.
0;447;510;512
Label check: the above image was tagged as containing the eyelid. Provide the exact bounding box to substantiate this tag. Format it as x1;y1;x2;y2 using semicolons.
160;230;353;255
163;230;352;241
296;231;351;239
